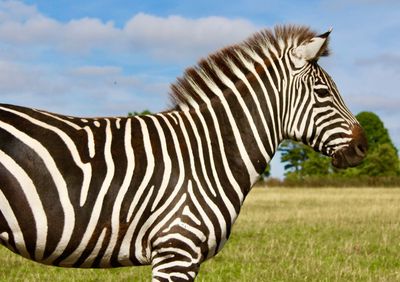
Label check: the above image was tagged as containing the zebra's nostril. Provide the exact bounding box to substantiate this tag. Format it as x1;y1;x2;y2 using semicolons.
355;143;366;157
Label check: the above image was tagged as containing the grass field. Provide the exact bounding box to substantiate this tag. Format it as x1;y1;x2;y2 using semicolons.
1;188;400;281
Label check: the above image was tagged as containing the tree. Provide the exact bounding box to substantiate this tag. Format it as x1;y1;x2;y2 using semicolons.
279;140;331;179
343;112;400;176
361;144;399;176
279;140;308;175
356;112;397;153
262;163;271;178
301;150;331;176
128;110;152;116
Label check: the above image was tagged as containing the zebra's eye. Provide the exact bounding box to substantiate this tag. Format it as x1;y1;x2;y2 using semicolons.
314;87;330;97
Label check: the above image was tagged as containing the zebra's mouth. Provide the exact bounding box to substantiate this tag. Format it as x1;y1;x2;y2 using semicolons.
331;125;368;169
331;148;364;169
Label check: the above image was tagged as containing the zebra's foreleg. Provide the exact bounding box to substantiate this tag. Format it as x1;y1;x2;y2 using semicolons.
150;230;204;282
151;248;200;282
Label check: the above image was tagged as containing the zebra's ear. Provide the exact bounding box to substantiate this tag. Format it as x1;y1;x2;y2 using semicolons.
292;29;332;63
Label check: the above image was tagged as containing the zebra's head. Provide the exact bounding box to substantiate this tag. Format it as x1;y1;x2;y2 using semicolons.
285;29;367;168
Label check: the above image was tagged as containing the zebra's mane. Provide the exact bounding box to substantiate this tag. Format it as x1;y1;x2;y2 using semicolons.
169;25;330;111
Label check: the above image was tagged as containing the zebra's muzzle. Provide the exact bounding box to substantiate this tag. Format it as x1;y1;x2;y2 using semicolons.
331;124;368;169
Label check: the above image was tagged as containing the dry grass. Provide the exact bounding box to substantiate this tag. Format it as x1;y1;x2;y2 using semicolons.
1;188;400;281
198;188;400;281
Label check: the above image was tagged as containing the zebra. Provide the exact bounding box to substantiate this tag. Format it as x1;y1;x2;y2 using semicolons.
0;25;367;281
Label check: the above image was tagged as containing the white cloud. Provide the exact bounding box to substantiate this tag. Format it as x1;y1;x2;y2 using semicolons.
0;58;170;116
60;18;121;53
69;66;122;77
0;2;257;59
355;53;400;71
0;60;62;95
0;13;120;54
0;0;38;22
123;13;257;60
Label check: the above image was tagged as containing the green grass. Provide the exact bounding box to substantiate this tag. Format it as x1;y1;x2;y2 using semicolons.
1;188;400;281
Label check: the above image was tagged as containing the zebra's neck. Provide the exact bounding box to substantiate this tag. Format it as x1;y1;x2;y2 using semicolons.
170;70;283;199
166;33;290;198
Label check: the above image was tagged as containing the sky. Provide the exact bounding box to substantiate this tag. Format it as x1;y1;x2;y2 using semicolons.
0;0;399;178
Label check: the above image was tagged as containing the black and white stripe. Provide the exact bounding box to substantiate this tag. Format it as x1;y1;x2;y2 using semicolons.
0;25;366;281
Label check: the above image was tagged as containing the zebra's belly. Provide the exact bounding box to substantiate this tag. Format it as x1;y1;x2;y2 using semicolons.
0;226;147;268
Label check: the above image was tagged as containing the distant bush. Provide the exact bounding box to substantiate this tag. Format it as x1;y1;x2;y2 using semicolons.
262;176;400;188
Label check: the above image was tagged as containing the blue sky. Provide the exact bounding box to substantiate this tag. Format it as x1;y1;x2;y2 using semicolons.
0;0;399;178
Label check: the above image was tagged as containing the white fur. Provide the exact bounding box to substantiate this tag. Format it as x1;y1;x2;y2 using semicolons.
291;31;330;67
